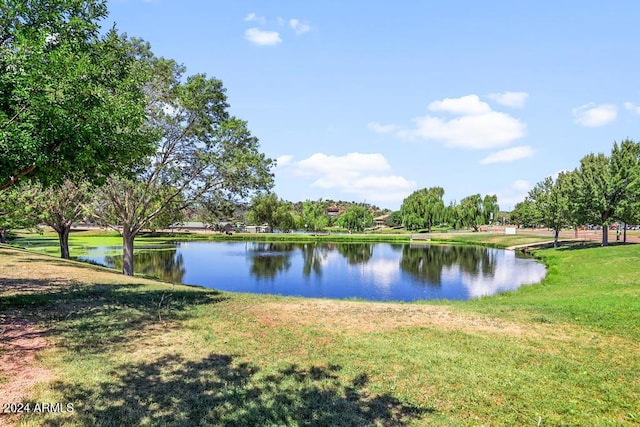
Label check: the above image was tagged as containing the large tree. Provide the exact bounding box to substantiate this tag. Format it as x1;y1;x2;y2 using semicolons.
35;179;92;259
482;194;499;226
337;205;373;232
527;173;573;247
93;57;273;276
574;150;624;246
1;1;155;190
300;200;329;234
455;194;499;231
458;195;482;231
611;139;640;243
247;193;295;233
400;187;445;232
510;199;537;228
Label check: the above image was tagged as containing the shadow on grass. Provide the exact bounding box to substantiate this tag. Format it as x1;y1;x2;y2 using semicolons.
0;279;226;354
43;353;433;426
554;241;634;251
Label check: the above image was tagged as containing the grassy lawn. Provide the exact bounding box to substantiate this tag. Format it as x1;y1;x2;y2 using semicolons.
1;236;639;426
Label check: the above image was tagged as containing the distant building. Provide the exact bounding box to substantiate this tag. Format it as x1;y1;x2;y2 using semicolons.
326;207;341;217
245;225;270;233
373;214;390;227
170;221;208;230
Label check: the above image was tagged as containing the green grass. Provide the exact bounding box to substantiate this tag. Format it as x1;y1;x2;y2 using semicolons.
2;236;639;426
461;243;640;339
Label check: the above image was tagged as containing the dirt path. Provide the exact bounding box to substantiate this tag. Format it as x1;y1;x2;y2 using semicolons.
0;320;52;426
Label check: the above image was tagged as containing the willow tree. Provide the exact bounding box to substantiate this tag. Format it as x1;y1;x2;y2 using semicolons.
400;187;445;232
337;205;373;232
93;57;273;276
300;200;329;234
248;193;295;232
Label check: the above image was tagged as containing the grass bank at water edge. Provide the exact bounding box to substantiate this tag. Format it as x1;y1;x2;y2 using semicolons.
0;238;638;425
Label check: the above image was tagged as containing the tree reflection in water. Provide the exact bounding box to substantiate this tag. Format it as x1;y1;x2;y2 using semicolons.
84;241;543;301
248;243;295;280
337;243;373;266
105;248;186;284
400;245;497;285
300;242;329;277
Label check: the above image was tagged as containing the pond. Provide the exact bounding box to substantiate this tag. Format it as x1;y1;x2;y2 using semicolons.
79;241;546;302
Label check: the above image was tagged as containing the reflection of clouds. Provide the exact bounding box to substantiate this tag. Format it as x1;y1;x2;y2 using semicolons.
361;259;400;289
321;250;341;267
460;250;546;298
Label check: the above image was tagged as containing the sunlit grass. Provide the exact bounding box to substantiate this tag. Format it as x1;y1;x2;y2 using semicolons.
2;237;639;425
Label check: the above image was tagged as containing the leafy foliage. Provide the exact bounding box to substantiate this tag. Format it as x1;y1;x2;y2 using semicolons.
336;205;373;232
0;181;40;242
0;1;155;189
247;193;296;232
92;55;274;275
400;187;445;232
33;179;92;258
456;194;498;231
526;174;573;247
301;200;329;233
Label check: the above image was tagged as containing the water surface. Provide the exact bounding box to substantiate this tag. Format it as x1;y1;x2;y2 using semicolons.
80;241;546;302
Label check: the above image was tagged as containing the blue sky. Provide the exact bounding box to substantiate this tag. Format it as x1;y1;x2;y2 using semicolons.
105;1;640;210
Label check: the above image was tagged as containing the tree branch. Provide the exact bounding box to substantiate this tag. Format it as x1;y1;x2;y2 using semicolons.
1;104;28;130
0;165;36;191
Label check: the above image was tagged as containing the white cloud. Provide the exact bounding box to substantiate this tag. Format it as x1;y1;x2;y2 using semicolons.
275;155;294;168
289;19;311;35
398;95;526;149
624;102;640;115
459;251;547;298
428;95;492;115
487;91;529;108
294;152;417;204
244;28;282;46
572;103;617;127
480;146;535;164
493;179;532;210
367;121;397;134
244;13;266;25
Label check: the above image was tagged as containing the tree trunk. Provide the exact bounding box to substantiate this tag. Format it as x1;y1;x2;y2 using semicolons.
56;226;71;259
553;229;559;248
601;225;608;247
122;226;136;276
0;229;7;244
624;226;627;243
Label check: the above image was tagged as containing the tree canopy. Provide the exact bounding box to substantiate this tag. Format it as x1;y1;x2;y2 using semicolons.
400;187;445;232
248;193;296;233
1;0;155;190
93;55;274;275
336;205;373;232
526;173;573;247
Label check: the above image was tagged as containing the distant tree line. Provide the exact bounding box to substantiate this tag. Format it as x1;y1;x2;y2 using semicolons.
399;187;499;233
246;196;375;234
